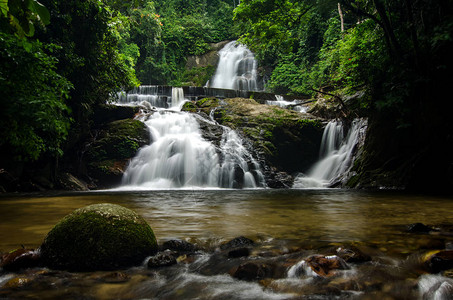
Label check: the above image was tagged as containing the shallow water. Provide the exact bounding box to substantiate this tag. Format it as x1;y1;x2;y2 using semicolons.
1;189;452;299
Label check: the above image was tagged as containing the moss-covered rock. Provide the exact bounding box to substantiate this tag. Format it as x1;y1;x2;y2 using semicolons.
39;203;158;271
185;97;324;186
84;119;150;188
213;98;324;173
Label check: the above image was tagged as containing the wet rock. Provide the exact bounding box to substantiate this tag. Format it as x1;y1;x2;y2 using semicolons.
265;170;293;188
57;172;89;191
84;119;150;188
423;250;453;273
228;247;250;258
93;104;140;125
161;239;197;254
407;223;438;233
40;203;158;271
336;246;371;263
220;236;254;251
0;248;41;271
147;251;177;269
305;255;349;277
231;262;274;281
2;276;33;289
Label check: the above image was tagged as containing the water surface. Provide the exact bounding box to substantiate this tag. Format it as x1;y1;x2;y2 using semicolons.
1;189;452;299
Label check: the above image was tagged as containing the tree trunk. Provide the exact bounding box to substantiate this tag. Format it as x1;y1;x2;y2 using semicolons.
338;3;344;32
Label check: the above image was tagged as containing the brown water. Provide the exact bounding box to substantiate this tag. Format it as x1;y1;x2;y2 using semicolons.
0;189;452;299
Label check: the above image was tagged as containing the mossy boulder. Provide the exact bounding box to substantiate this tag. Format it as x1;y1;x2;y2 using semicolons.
39;203;158;271
85;119;150;188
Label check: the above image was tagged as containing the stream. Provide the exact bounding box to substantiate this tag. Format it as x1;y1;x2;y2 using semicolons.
1;189;452;299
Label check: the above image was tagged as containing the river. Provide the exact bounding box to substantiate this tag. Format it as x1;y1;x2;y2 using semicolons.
1;189;452;299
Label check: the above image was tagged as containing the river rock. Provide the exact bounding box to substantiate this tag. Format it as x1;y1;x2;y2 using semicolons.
147;251;177;269
57;172;89;191
423;250;453;273
39;203;158;271
231;262;274;281
305;255;349;277
336;246;371;263
407;223;438;234
161;239;197;254
0;248;41;271
220;236;254;251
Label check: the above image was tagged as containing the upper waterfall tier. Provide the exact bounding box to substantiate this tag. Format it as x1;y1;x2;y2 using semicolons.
209;41;260;91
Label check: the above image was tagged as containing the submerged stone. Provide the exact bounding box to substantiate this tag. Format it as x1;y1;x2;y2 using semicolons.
39;203;158;271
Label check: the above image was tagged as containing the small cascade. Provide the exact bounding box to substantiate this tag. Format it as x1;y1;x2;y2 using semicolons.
265;95;308;113
209;41;259;91
118;85;170;108
293;118;367;188
119;86;264;189
171;87;185;108
121;112;221;189
118;86;186;109
217;126;265;188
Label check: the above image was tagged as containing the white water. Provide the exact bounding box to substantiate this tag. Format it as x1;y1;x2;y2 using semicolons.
293;118;367;188
118;85;170;108
209;41;259;91
120;87;264;189
266;95;308;113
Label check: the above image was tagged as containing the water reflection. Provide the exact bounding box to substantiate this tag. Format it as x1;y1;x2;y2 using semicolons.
1;189;452;251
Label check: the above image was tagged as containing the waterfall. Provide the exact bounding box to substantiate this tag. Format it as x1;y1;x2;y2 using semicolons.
265;95;308;113
119;86;264;189
293;119;367;188
171;87;185;108
209;41;259;91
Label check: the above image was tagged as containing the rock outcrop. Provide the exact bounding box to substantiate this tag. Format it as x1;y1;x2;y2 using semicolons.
182;97;324;186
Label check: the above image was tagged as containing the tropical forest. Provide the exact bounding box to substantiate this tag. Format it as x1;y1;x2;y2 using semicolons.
0;0;453;299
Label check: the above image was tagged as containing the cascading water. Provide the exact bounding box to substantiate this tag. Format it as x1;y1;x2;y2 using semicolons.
209;41;259;91
293;118;367;188
265;95;308;113
119;87;264;189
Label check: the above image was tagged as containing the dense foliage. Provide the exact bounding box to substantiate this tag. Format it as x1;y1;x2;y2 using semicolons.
235;0;453;190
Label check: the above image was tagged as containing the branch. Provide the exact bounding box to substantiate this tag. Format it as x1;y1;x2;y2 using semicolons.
310;88;355;118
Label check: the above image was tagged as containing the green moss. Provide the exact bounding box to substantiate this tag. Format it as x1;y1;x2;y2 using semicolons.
86;119;149;161
182;101;197;113
40;203;158;271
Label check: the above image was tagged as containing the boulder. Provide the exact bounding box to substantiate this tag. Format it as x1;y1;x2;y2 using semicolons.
39;203;158;271
305;255;349;277
84;119;150;188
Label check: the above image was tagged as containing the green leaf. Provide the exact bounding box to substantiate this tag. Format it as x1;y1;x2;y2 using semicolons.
28;0;50;25
0;0;8;18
